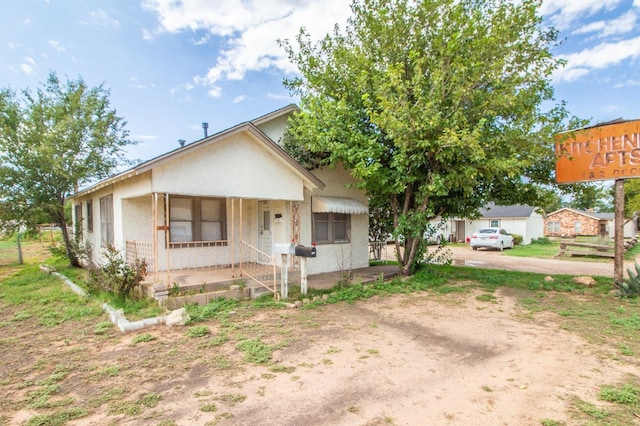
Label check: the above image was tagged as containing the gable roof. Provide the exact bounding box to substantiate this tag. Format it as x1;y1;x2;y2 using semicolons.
547;207;614;221
479;203;537;218
73;105;324;197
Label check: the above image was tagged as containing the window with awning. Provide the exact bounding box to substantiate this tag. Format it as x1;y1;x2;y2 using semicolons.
311;197;368;215
311;197;367;244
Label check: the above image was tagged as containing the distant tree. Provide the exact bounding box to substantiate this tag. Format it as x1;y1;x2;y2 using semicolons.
0;72;135;266
624;179;640;216
568;183;613;212
282;0;570;275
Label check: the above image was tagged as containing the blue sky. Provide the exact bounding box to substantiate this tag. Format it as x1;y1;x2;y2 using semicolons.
1;0;639;163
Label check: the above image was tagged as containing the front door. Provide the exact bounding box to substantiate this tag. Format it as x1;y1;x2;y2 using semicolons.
258;201;272;263
456;220;466;243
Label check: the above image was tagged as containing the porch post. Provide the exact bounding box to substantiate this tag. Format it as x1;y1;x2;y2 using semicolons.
231;197;235;277
152;193;158;282
239;198;243;274
165;193;171;285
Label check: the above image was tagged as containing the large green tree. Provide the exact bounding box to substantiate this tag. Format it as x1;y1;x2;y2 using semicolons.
282;0;571;274
0;72;135;266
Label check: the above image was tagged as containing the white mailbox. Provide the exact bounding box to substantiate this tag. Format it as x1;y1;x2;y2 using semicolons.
273;242;295;255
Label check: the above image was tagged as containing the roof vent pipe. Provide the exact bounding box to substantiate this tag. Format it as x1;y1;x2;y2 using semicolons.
178;139;186;147
202;122;208;138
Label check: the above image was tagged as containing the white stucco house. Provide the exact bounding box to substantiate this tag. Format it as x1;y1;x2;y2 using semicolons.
431;203;544;245
69;105;369;297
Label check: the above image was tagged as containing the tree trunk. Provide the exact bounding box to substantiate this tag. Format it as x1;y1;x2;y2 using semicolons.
59;218;80;267
53;202;80;267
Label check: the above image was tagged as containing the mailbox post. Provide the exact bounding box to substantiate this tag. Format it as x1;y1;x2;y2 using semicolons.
273;243;295;299
295;245;316;295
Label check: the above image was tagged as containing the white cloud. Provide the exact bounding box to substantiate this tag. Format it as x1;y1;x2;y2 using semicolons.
48;40;66;52
142;0;351;97
572;10;637;38
542;0;623;29
142;28;155;41
20;63;35;75
86;9;120;29
232;95;246;103
267;92;292;100
134;134;158;141
614;79;640;88
555;36;640;82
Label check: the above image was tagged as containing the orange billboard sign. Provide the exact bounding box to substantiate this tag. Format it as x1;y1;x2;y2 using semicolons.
555;119;640;184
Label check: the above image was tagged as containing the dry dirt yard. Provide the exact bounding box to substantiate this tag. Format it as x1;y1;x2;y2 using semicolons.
2;274;639;426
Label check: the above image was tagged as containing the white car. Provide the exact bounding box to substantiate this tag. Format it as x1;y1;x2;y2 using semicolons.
469;227;514;251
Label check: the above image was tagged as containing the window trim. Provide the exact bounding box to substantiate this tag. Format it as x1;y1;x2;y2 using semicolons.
99;195;114;247
313;212;351;244
547;221;560;233
74;204;83;241
86;200;93;233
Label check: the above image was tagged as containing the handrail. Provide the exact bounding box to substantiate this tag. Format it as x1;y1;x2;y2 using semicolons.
240;240;277;298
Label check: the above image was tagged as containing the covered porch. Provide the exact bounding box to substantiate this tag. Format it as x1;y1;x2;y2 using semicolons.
124;194;304;299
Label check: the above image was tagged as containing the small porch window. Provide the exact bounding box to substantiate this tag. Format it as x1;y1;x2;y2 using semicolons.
169;196;226;244
490;219;499;228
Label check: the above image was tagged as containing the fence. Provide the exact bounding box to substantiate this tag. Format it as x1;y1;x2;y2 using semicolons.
0;239;23;266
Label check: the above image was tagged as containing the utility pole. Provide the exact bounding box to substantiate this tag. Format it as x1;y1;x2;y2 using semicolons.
614;179;624;284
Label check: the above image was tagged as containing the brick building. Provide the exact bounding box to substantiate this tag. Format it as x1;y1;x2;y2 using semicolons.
544;207;640;238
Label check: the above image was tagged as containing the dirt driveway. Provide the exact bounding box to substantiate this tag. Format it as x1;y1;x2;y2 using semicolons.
445;244;630;278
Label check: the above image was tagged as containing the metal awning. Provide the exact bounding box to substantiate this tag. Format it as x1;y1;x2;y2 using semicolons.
312;197;368;215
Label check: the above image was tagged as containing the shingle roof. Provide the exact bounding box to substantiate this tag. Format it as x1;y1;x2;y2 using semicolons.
547;207;614;221
479;203;537;218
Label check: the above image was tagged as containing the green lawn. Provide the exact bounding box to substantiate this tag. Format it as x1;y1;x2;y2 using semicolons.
503;237;640;261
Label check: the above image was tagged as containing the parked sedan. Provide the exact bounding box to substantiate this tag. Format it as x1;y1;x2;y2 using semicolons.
469;227;514;251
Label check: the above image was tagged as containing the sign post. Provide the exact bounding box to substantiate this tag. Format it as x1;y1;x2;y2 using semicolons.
556;119;640;285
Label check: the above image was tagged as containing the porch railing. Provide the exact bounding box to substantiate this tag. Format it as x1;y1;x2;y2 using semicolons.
240;241;277;297
126;240;277;296
125;240;233;273
126;241;154;272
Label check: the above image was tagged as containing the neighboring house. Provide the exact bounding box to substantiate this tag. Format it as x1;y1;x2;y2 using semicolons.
545;207;637;238
69;104;369;295
431;203;544;245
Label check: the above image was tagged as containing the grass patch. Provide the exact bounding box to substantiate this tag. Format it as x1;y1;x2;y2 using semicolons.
185;325;211;338
236;338;287;364
599;384;640;404
130;332;157;345
25;407;88;426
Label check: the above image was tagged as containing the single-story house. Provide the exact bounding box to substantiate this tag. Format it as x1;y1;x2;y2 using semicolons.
69;104;369;297
431;203;544;245
545;207;637;238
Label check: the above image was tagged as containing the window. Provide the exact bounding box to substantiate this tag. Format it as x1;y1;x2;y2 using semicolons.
74;204;83;241
100;195;114;246
86;200;93;232
313;212;350;244
547;221;560;233
170;196;226;243
574;221;582;234
490;219;499;228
